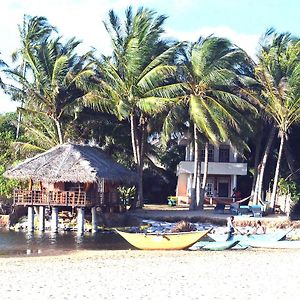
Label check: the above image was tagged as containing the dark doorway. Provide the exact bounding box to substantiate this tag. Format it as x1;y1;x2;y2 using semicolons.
218;182;229;197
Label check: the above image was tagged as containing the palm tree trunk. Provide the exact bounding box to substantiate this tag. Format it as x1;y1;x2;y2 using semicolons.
270;132;285;209
254;125;276;204
16;63;26;139
196;141;208;210
137;122;146;208
201;141;209;189
129;116;145;210
130;114;139;164
55;119;63;144
190;124;199;210
251;122;262;198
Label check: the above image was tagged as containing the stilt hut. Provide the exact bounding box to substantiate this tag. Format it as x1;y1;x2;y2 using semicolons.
4;143;137;232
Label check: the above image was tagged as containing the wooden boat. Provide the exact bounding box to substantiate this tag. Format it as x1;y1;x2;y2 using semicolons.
115;229;212;250
189;240;240;251
209;228;293;243
247;240;300;249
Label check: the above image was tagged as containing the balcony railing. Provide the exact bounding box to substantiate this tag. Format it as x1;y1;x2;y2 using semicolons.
177;161;247;176
13;189;120;207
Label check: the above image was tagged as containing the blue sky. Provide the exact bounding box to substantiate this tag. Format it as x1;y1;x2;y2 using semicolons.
0;0;299;113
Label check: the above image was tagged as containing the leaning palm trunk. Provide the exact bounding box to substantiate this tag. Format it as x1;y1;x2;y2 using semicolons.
196;157;203;209
54;119;63;144
270;132;285;209
190;124;199;210
130;115;139;164
254;125;276;204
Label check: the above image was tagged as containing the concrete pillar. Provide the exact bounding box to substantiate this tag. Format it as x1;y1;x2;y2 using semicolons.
91;207;97;233
77;207;85;233
27;206;34;232
38;206;45;231
51;207;59;233
232;175;237;191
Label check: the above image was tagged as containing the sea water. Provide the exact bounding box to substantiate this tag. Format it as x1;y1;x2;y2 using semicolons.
0;229;133;256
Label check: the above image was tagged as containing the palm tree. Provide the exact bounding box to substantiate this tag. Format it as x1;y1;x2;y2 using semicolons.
6;36;94;145
256;33;300;208
162;37;253;209
249;30;300;209
84;7;183;208
11;15;56;139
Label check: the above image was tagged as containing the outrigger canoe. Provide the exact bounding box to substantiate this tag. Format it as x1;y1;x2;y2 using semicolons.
209;228;293;243
116;228;212;250
189;240;240;251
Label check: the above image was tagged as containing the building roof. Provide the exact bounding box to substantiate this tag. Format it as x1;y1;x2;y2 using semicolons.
4;143;137;184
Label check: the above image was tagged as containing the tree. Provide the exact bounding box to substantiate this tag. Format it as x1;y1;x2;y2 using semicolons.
163;37;253;209
251;30;300;209
6;36;94;146
11;15;56;139
84;7;182;208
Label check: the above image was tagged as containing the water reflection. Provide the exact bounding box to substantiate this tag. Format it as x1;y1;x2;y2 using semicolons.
0;229;134;256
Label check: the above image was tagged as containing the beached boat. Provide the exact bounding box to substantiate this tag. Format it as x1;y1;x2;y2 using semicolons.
189;240;240;251
247;240;300;249
116;229;212;250
209;228;293;243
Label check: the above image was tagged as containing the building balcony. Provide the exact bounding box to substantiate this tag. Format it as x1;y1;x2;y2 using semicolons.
177;161;247;176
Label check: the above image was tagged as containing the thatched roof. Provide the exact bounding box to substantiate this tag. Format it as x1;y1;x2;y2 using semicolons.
4;144;137;184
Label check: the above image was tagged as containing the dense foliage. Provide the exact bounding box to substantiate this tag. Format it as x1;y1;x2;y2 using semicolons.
0;9;300;213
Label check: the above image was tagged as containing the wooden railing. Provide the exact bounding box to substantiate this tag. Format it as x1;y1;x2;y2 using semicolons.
13;189;120;208
13;190;89;207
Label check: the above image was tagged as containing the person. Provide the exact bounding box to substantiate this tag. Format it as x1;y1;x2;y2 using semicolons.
253;220;266;235
232;188;241;202
226;215;236;241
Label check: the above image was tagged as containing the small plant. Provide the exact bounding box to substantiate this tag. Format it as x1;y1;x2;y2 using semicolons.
118;186;136;205
278;178;300;202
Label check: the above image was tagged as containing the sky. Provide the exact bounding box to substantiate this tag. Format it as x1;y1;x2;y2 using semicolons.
0;0;299;113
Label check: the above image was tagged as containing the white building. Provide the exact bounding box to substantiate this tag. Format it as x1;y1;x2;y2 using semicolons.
176;141;247;204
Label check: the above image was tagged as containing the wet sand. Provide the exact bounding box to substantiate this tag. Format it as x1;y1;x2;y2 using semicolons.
0;249;299;300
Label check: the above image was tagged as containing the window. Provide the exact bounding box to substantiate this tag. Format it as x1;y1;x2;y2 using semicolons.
205;183;213;196
219;146;230;162
201;145;214;162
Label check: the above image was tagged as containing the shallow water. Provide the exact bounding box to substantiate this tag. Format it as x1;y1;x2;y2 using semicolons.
0;229;134;256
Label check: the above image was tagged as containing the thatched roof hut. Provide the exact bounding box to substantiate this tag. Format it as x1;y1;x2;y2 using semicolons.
4;143;137;184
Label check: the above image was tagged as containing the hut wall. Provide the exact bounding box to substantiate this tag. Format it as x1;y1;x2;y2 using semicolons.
53;182;65;191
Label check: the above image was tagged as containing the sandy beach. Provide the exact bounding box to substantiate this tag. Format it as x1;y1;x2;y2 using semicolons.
0;249;299;300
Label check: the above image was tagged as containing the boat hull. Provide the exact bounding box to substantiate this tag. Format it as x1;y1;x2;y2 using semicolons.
190;240;240;251
116;229;211;250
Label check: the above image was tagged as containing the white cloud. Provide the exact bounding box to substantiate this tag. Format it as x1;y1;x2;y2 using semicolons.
0;1;261;113
166;26;260;59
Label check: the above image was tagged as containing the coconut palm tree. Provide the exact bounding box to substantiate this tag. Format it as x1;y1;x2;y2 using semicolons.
84;7;183;208
162;37;253;209
248;30;300;209
11;15;56;139
6;37;94;145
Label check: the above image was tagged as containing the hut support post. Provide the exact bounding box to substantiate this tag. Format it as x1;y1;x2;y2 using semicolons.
51;207;59;233
91;207;97;233
77;207;85;233
27;206;34;232
38;206;45;231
